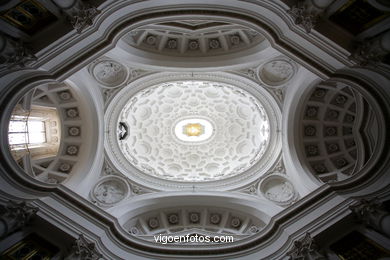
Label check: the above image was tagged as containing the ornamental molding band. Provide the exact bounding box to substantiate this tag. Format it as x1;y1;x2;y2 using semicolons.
298;80;385;183
105;72;282;191
122;20;266;57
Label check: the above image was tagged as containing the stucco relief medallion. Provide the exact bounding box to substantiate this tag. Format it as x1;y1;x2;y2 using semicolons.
91;176;129;206
259;58;296;87
89;59;128;87
259;174;297;206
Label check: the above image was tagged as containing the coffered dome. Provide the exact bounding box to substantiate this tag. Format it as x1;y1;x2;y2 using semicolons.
117;80;270;182
105;72;282;191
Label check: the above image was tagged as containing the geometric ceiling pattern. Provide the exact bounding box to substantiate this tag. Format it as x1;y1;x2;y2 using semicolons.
0;1;389;259
122;20;265;57
300;81;381;182
117;81;270;182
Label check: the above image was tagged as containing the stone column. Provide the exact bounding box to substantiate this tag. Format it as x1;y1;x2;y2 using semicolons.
0;33;36;69
350;198;390;238
51;0;100;33
351;30;390;66
287;0;335;33
286;232;327;260
0;201;39;238
65;234;103;260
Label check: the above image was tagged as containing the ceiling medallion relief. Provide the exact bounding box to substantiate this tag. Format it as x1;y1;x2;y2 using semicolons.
236;56;298;107
258;57;297;87
259;174;298;206
105;73;282;191
89;58;128;88
90;175;130;207
236;157;298;207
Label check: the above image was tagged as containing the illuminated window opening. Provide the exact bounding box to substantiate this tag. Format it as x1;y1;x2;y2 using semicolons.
8;104;61;162
8;116;47;147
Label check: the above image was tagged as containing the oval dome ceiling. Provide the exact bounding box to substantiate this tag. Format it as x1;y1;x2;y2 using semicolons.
117;81;270;182
105;73;281;190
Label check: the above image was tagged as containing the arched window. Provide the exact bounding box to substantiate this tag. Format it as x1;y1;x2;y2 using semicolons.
9;115;47;149
8;103;60;163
